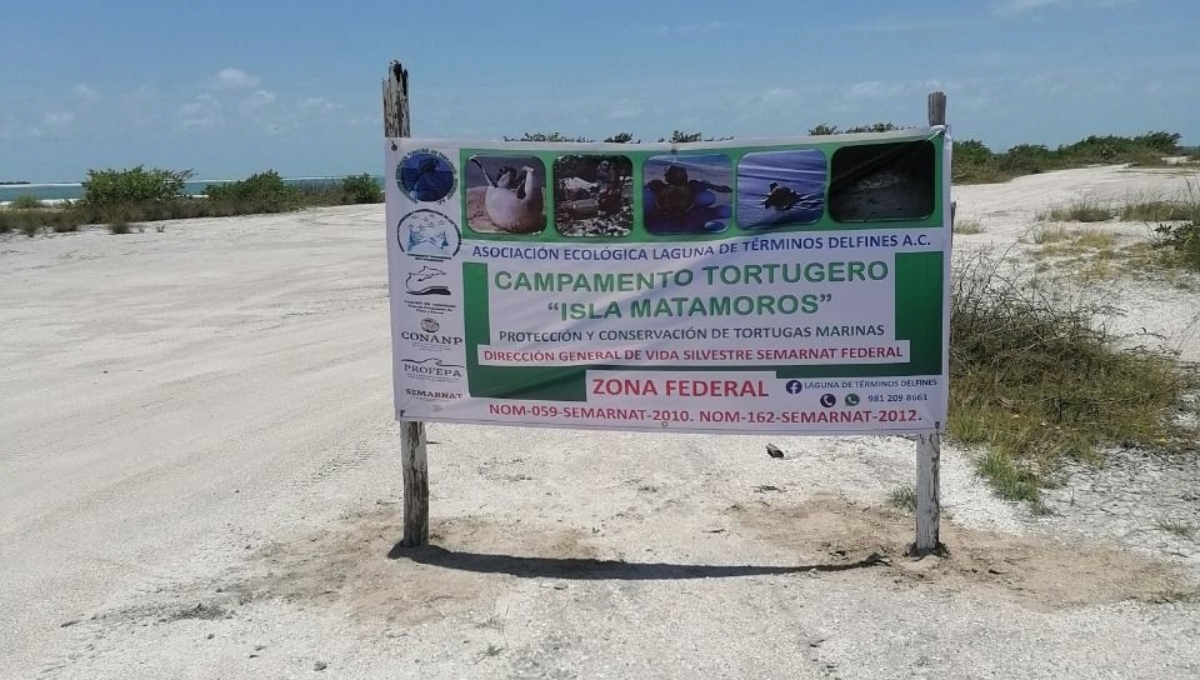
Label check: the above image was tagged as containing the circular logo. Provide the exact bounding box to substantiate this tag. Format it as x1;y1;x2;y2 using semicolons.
845;393;861;407
397;149;456;203
420;318;440;333
397;209;462;261
819;393;837;408
785;380;804;395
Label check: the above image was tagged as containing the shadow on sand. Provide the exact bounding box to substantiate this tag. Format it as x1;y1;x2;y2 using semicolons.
387;543;889;581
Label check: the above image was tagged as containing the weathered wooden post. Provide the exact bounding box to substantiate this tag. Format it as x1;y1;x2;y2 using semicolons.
914;90;947;555
384;61;430;547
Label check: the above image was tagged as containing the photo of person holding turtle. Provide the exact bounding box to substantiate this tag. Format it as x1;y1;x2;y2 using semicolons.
553;154;634;237
642;154;734;234
735;149;827;230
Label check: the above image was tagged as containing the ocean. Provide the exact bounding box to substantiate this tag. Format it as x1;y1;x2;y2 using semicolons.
0;176;385;203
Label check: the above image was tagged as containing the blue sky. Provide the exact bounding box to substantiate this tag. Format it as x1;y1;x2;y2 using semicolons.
1;0;1195;182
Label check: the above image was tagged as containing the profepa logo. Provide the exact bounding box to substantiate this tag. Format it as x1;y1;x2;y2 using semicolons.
396;209;462;261
400;358;464;378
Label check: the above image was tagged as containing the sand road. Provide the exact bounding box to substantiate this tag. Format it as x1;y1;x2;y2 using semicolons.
2;170;1198;679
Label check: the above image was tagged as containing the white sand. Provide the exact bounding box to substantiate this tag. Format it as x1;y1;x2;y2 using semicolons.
2;170;1198;679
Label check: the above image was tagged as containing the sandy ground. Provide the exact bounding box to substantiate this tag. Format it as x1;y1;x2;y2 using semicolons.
2;168;1199;679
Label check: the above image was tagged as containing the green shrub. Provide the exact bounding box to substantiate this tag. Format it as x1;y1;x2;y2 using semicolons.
0;210;10;233
10;195;43;209
341;174;383;204
1152;220;1200;270
82;166;192;207
998;144;1055;174
205;170;300;213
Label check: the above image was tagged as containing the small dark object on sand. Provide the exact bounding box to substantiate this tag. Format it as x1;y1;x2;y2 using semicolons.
766;444;785;459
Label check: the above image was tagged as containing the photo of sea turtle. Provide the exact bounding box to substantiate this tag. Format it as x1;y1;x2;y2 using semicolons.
736;149;826;229
642;154;733;235
828;140;936;222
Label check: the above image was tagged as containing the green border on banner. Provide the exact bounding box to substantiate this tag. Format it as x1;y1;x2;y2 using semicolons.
459;131;945;243
463;250;944;402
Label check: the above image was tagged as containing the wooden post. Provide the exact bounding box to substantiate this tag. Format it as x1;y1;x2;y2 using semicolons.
914;91;947;556
384;61;430;548
915;432;941;553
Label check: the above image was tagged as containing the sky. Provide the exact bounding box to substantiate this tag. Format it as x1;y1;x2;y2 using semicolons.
1;0;1196;182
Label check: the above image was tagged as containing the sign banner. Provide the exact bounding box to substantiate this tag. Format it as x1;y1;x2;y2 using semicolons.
385;128;952;435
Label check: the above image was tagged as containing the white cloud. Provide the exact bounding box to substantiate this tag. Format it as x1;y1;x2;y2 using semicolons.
240;89;277;115
31;111;76;139
213;68;261;90
120;86;160;128
843;80;909;100
995;0;1063;13
42;111;75;127
993;0;1140;15
842;80;961;101
299;97;343;112
72;84;100;101
608;98;643;120
760;87;800;105
649;21;728;36
179;94;223;131
849;17;984;32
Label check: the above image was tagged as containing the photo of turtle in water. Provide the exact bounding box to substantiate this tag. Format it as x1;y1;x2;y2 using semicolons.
736;149;827;229
642;154;734;235
552;155;634;237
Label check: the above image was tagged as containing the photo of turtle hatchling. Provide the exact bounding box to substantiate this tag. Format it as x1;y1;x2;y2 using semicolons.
828;140;936;222
736;149;827;229
464;155;547;234
552;155;634;237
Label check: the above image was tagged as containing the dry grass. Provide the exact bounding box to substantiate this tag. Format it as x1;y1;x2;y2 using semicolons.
954;219;985;235
1038;197;1114;223
949;252;1192;506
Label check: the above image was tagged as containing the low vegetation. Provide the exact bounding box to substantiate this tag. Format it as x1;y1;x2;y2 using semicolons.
1040;187;1199;225
204;170;300;213
948;253;1192;508
1152;221;1200;271
1028;181;1200;283
3;166;382;237
887;485;918;513
516;126;1190;187
1121;201;1200;222
1038;198;1114;223
1155;520;1196;540
949;132;1186;184
9;195;44;210
953;219;984;235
